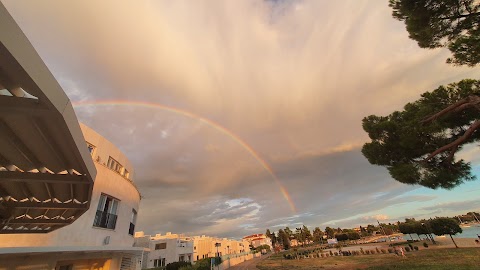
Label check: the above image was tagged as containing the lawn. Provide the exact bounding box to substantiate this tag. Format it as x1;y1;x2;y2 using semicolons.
257;248;480;270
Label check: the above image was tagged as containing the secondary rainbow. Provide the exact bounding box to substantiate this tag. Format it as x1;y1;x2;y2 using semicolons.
73;100;297;213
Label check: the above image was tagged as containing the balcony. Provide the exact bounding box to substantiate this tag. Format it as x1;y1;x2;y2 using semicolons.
93;210;117;230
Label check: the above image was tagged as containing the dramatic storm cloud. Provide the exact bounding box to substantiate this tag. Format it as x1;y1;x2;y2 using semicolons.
4;0;480;238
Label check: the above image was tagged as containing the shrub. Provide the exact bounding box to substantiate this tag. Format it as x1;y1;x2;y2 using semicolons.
329;251;333;256
408;244;414;250
371;250;376;254
414;246;419;251
388;248;394;253
381;249;387;254
360;248;365;254
376;247;380;253
404;247;411;252
365;250;370;255
423;242;429;248
334;252;338;256
166;261;191;270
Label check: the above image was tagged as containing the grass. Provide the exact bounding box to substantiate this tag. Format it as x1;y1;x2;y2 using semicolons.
257;248;480;270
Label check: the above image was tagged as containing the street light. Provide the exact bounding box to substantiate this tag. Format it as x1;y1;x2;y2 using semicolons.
215;242;221;270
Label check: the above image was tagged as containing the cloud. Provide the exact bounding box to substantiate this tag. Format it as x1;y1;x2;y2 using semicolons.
420;200;480;214
3;0;480;238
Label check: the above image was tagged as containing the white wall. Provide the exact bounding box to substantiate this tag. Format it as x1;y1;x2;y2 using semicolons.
0;123;141;248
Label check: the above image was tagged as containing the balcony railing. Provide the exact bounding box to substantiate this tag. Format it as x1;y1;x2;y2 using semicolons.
93;210;117;229
129;222;135;235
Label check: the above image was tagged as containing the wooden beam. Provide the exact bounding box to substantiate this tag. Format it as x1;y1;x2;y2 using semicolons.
1;201;88;210
7;218;72;225
0;171;89;184
0;229;52;234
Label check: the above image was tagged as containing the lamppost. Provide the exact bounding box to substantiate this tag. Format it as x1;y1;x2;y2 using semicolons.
215;242;221;270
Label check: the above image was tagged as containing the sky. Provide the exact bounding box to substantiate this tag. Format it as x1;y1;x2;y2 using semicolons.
3;0;480;238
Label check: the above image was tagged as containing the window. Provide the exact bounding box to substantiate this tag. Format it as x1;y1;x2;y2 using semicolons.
93;193;119;229
86;142;95;157
155;243;167;250
123;168;130;179
153;258;165;267
129;209;137;235
179;255;185;262
107;156;122;173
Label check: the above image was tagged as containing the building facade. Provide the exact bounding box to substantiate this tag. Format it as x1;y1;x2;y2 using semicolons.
0;123;143;269
134;232;251;269
242;234;272;249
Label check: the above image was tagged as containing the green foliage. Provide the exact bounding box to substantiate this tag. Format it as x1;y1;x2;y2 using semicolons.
362;79;480;189
312;227;324;243
255;244;271;253
414;246;419;251
166;261;191;270
325;227;335;238
389;0;480;66
335;233;349;242
423;242;429;248
278;229;290;250
430;217;463;236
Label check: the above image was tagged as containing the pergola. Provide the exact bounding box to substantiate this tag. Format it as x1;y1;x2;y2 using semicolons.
0;3;96;233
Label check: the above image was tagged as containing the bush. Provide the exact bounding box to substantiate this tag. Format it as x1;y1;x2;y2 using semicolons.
365;250;370;255
423;242;429;248
370;250;376;254
376;247;380;253
414;246;419;251
381;249;387;254
360;248;365;254
329;251;333;256
404;247;411;252
334;252;338;256
408;244;414;250
166;261;191;270
388;248;394;253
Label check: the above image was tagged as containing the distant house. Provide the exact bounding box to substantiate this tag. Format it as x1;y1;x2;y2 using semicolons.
242;234;273;249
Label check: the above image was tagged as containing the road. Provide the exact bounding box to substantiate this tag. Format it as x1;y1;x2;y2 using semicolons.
227;253;271;270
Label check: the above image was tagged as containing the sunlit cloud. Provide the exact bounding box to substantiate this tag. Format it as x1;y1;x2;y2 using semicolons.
3;0;480;237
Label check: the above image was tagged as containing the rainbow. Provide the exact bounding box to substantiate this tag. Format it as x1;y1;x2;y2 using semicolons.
72;100;297;213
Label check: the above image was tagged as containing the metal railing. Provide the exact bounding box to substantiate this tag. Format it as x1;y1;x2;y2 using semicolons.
93;210;117;229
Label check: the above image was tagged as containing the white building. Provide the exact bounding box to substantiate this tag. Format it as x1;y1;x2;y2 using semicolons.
0;2;96;235
0;5;144;266
0;122;143;269
134;232;251;269
242;234;272;249
134;232;194;268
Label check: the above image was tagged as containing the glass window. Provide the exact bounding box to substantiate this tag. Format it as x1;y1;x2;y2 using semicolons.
86;142;95;156
107;156;123;173
155;243;167;250
93;193;119;229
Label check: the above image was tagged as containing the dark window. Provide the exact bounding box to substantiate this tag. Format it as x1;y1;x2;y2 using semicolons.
128;209;137;235
107;156;122;173
93;194;119;229
155;243;167;250
86;142;95;156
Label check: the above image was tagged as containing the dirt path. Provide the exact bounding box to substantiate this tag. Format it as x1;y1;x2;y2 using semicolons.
228;253;271;270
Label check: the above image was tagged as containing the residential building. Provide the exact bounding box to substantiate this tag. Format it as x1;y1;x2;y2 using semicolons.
0;5;143;266
0;2;96;234
134;232;250;269
134;232;194;268
0;121;143;269
242;234;272;249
